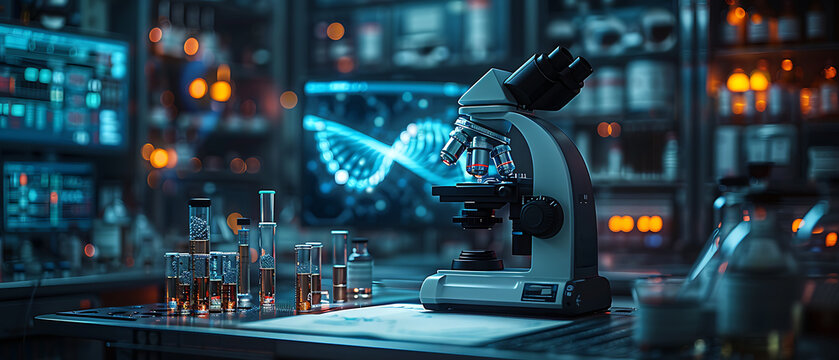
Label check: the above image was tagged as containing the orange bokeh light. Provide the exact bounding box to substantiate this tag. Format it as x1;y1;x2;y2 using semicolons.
597;122;610;138
150;148;168;168
189;78;208;99
609;122;621;137
226;212;243;234
217;64;231;82
280;91;298;109
337;56;355;73
246;157;261;174
230;157;246;174
210;81;231;102
826;66;837;80
727;70;750;92
141;143;154;160
620;216;634;233
649;216;663;233
827;232;838;247
149;27;163;43
792;218;804;233
84;243;96;258
19;173;28;186
166;148;178;168
327;22;345;40
50;191;58;204
781;59;793;72
637;216;651;233
184;37;199;56
608;216;621;233
750;71;769;91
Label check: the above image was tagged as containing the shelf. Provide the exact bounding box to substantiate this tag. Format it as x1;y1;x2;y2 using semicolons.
592;179;682;190
713;42;839;58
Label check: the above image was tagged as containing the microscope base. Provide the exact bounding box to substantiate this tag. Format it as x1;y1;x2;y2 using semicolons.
420;270;611;316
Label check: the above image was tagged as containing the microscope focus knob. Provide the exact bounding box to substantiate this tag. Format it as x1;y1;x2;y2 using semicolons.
520;196;563;238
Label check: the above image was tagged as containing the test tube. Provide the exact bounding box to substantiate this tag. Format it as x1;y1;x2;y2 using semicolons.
305;242;323;305
164;253;179;311
177;253;191;314
193;253;210;315
188;198;211;255
331;230;349;303
258;190;276;306
236;218;252;308
295;244;313;312
221;252;238;312
209;252;223;313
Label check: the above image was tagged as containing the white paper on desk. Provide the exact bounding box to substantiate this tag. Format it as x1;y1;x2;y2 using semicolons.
240;303;570;346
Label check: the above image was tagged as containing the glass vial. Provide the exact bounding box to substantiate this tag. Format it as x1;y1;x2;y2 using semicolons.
347;238;373;299
164;252;179;312
209;252;223;313
295;244;313;312
192;254;210;315
305;242;323;305
258;190;276;306
236;217;252;308
177;253;191;315
331;230;349;303
221;252;238;312
188;198;211;255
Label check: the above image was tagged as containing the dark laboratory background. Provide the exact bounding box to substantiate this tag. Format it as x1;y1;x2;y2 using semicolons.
0;0;838;356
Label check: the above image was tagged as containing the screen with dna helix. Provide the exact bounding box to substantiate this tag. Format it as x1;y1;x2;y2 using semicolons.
301;81;476;226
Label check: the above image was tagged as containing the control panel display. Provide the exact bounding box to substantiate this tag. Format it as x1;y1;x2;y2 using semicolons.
3;161;94;231
0;23;129;150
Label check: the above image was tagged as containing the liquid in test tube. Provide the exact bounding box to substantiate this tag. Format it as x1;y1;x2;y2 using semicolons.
237;218;252;308
177;253;191;315
209;252;223;313
221;252;238;312
193;254;210;315
164;253;178;311
305;242;323;305
188;198;211;311
295;244;312;312
331;230;349;303
258;190;276;307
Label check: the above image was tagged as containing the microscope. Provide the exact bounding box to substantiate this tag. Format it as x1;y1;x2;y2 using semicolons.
420;47;611;316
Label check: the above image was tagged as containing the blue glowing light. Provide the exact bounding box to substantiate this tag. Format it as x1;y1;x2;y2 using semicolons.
304;81;468;96
303;115;468;191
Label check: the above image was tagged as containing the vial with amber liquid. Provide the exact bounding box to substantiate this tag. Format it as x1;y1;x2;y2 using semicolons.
295;244;312;312
222;252;238;312
209;252;223;312
164;253;178;311
193;254;210;315
305;242;323;305
177;253;191;314
331;230;349;303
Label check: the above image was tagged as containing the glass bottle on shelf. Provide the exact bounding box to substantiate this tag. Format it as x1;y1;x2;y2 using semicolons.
805;0;827;43
721;2;746;47
777;0;801;44
818;64;838;116
747;0;771;45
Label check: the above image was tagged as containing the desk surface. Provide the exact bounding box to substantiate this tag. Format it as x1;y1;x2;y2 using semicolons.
35;286;645;360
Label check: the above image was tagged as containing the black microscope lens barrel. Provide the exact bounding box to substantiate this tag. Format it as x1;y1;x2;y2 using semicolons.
441;128;469;165
565;57;593;85
491;144;515;177
467;136;491;177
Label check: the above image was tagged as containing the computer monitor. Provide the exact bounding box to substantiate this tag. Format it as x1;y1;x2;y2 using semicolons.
301;81;473;227
0;23;129;151
3;161;94;231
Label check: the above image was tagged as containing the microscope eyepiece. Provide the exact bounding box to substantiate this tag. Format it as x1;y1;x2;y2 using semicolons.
503;46;592;111
466;136;491;178
441;128;469;166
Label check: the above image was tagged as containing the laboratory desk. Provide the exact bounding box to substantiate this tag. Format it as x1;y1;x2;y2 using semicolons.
35;283;644;360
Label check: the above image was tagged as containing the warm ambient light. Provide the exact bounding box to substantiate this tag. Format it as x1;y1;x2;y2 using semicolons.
184;37;199;56
150;148;169;168
166;148;178;168
727;69;750;92
280;91;298;109
826;66;837;80
337;56;354;73
19;173;28;186
84;243;96;258
637;216;651;233
210;81;231;102
189;78;207;99
230;157;246;174
141;143;155;160
327;22;345;40
827;232;838;247
217;64;231;82
620;216;634;233
608;216;621;233
727;7;746;26
649;216;663;233
750;70;769;92
149;27;162;43
781;59;793;72
227;212;243;234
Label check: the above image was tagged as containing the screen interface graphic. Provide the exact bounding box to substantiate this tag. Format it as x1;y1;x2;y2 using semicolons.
3;161;94;231
0;23;129;150
302;81;473;226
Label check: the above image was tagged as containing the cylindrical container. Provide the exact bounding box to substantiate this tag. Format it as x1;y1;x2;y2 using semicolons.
331;230;349;303
237;218;252;308
165;253;179;311
221;252;238;312
209;252;223;313
306;242;323;305
258;190;276;306
192;253;210;315
348;238;373;299
626;60;673;113
595;66;624;116
177;253;191;315
295;244;313;312
466;136;491;177
188;198;211;255
633;278;706;352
